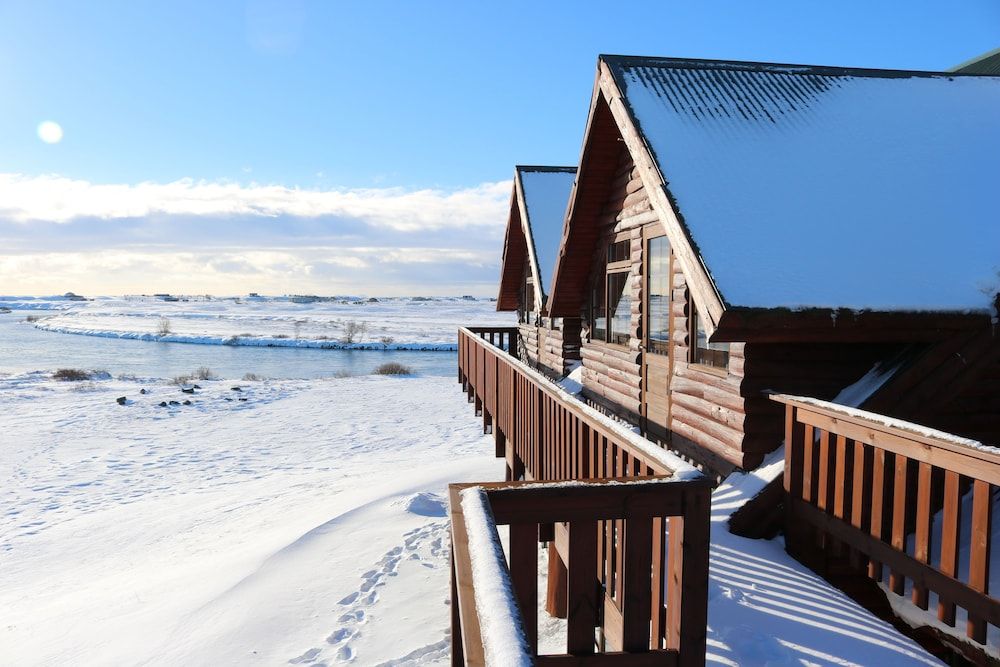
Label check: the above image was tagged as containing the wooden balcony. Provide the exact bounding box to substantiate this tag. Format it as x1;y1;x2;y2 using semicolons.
455;327;711;665
773;393;1000;657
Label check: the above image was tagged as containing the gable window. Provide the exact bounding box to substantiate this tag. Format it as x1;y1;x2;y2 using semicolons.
590;234;632;345
690;302;729;369
520;277;536;324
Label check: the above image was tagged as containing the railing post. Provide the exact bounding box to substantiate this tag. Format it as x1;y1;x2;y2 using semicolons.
450;549;464;666
783;404;804;558
566;521;599;653
968;479;993;643
675;484;710;667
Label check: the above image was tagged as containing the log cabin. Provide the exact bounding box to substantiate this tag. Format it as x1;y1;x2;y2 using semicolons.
452;55;1000;665
544;55;1000;477
497;166;581;377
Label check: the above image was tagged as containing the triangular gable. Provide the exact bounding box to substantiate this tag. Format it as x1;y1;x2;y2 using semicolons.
496;183;528;311
547;57;725;334
497;166;576;313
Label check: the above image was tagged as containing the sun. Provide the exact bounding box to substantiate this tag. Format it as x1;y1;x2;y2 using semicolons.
37;121;64;144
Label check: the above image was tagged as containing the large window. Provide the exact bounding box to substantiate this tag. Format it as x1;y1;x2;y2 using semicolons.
646;235;670;355
590;235;632;345
690;302;729;369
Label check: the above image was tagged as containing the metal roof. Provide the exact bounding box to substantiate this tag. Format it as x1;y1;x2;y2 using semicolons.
952;47;1000;76
600;55;1000;313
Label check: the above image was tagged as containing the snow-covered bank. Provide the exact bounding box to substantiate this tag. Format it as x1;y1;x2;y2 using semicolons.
32;323;461;350
0;373;501;666
24;295;514;351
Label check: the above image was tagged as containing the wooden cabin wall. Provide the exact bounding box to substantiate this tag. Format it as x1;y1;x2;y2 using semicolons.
735;342;907;468
666;257;749;472
872;333;1000;447
518;320;580;378
515;247;582;378
578;146;649;418
925;350;1000;446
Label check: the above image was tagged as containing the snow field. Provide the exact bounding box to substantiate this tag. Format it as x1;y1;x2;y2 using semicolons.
0;373;502;666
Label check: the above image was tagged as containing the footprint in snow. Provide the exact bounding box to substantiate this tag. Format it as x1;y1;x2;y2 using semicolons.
289;647;322;664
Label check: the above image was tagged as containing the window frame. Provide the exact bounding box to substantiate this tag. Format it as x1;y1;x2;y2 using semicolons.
590;231;632;348
688;300;729;373
644;230;671;357
523;275;537;325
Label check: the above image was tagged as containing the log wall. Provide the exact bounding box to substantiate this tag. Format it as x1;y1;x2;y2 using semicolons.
922;350;1000;446
579;146;647;419
518;318;582;379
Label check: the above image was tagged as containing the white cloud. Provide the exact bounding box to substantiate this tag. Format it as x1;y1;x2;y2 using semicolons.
0;173;512;232
0;173;515;295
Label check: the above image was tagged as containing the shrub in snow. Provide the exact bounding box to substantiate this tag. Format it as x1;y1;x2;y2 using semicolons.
156;317;171;336
373;362;413;376
341;320;368;344
172;367;216;385
53;368;93;381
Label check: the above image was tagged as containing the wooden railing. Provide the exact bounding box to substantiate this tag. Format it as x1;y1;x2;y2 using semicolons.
449;478;711;666
773;393;1000;648
457;327;710;661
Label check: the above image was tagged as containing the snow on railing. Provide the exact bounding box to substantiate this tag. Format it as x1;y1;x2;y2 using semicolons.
448;477;711;665
772;393;1000;655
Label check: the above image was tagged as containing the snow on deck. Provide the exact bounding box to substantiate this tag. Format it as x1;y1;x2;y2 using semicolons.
518;167;576;299
704;468;941;666
607;56;1000;312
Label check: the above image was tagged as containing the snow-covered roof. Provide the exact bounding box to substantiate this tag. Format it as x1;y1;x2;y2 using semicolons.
517;167;576;302
605;56;1000;312
953;47;1000;75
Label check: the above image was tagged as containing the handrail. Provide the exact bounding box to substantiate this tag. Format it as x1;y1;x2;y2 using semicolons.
459;326;695;479
457;327;707;662
771;393;1000;649
449;478;711;666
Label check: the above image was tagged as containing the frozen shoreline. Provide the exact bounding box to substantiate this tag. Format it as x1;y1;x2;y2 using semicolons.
33;322;459;351
19;294;513;352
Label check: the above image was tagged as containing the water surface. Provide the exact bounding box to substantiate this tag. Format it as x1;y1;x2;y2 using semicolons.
0;311;458;379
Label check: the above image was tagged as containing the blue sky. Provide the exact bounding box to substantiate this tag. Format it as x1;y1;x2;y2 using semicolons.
1;1;998;295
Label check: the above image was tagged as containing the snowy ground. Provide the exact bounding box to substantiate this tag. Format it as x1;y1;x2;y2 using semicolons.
1;369;941;666
17;295;513;350
1;373;501;666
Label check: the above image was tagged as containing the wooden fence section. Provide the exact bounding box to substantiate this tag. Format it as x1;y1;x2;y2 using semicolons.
457;327;710;659
449;479;711;666
773;394;1000;647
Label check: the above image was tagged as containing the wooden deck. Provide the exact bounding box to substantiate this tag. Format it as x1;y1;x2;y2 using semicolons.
455;327;711;665
774;393;1000;655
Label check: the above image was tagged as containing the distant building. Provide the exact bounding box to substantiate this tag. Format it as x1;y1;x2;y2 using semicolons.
496;165;579;377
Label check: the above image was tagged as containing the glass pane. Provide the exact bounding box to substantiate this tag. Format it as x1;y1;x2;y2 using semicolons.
607;239;630;264
693;306;729;369
608;271;631;345
592;283;606;341
647;236;670;355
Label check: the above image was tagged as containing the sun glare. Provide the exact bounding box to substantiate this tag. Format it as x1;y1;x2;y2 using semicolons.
37;120;63;144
